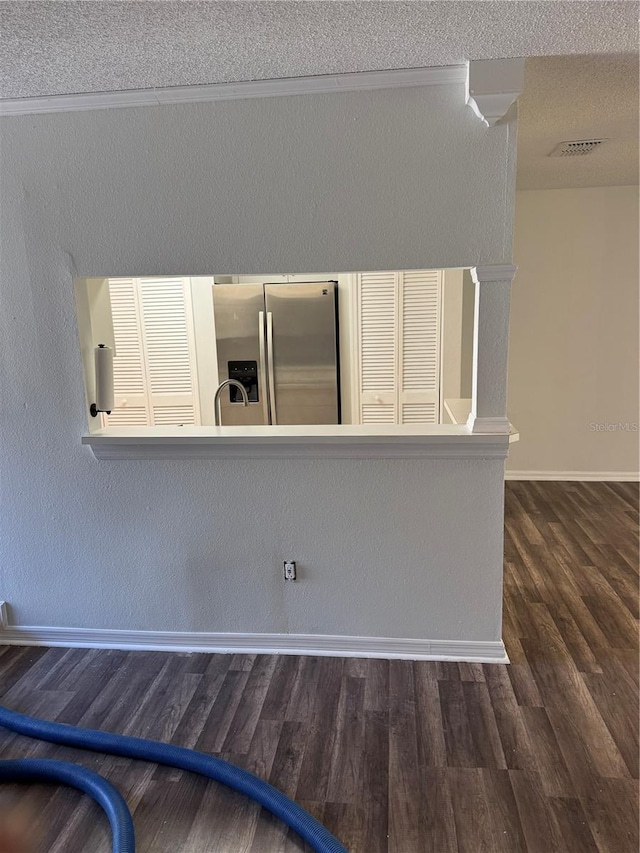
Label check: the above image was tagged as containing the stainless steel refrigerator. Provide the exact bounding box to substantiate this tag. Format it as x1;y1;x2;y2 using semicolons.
212;282;340;426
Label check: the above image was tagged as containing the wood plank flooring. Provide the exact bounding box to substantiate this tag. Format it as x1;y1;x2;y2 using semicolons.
0;481;637;851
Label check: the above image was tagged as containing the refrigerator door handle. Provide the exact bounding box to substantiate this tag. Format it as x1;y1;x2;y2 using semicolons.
258;311;271;425
266;311;278;425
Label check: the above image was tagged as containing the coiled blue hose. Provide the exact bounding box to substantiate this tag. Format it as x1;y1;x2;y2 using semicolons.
0;704;347;853
0;758;135;853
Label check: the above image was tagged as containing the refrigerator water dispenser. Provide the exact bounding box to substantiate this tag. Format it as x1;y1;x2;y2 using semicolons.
228;360;259;402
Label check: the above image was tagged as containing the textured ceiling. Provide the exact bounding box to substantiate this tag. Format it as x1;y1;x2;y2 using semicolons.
0;1;637;99
518;53;639;189
1;2;637;189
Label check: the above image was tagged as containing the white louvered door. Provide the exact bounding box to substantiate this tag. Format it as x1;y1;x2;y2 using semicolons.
138;278;199;425
399;270;441;424
104;278;200;427
104;279;149;426
357;271;397;424
355;270;442;425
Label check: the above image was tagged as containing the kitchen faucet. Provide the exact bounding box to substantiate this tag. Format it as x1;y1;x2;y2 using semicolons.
214;379;249;426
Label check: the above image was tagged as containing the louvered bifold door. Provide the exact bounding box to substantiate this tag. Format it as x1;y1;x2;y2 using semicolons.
357;271;398;423
138;278;200;426
104;278;149;426
399;270;442;424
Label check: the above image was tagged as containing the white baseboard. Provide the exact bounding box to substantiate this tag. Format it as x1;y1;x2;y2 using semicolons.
506;470;639;482
0;626;508;664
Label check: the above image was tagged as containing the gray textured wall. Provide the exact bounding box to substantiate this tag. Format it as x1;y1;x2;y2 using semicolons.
0;84;513;640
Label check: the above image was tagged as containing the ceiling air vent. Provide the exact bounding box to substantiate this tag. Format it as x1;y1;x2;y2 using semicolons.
549;139;607;157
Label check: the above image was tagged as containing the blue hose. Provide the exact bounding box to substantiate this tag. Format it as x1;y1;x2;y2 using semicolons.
0;758;135;853
0;705;347;853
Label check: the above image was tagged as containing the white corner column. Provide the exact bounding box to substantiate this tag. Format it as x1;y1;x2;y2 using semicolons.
467;264;517;435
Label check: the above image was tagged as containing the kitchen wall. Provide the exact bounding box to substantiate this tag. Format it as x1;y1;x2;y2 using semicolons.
440;267;475;409
507;186;639;478
440;268;474;421
190;276;218;425
0;82;516;645
440;268;464;410
460;270;475;399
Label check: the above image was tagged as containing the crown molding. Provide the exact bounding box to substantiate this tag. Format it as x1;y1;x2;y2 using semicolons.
465;58;525;127
0;65;467;117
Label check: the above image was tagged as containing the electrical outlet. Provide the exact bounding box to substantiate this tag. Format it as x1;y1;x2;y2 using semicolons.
283;561;297;581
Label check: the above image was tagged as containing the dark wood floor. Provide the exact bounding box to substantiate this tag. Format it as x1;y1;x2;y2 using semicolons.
0;481;637;852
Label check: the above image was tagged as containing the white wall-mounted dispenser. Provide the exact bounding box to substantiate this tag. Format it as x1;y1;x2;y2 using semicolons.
90;344;114;417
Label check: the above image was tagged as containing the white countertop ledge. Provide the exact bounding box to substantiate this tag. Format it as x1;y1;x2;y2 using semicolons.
82;425;510;460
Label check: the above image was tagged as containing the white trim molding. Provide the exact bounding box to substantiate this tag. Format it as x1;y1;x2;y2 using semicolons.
471;264;519;285
468;264;517;435
465;58;525;127
82;425;510;460
0;624;509;664
506;470;639;482
0;65;467;117
466;414;511;435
